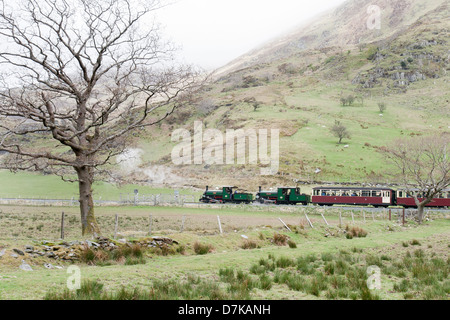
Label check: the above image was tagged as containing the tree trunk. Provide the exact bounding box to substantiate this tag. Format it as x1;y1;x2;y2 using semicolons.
76;166;101;236
416;203;425;225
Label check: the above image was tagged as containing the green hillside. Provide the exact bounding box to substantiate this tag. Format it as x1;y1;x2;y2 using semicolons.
130;0;449;190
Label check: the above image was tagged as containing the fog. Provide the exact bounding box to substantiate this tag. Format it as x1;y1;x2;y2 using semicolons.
156;0;347;70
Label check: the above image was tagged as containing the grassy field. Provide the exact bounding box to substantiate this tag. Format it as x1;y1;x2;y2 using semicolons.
0;204;448;300
0;170;199;200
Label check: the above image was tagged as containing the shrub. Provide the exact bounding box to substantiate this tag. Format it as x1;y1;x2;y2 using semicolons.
80;243;147;266
345;226;368;238
366;46;378;60
272;233;289;246
240;239;258;250
45;280;104;300
258;274;273;290
378;102;387;113
278;63;297;74
193;242;213;255
288;240;297;249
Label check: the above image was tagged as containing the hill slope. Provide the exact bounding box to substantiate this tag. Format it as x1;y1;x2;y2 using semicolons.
1;0;448;194
128;0;449;191
215;0;448;76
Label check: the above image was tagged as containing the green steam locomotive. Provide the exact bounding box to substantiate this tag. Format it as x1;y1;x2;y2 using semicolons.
199;186;310;205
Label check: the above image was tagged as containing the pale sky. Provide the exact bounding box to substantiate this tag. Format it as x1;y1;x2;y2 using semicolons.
156;0;347;70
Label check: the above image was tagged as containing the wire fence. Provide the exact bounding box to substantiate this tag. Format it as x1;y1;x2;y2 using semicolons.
0;193;198;207
0;205;447;241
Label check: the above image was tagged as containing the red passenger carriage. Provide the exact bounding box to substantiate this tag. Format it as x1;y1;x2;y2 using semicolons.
396;189;450;208
312;187;395;207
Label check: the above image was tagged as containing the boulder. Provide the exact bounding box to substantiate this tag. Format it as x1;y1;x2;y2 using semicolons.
19;260;33;272
13;249;25;256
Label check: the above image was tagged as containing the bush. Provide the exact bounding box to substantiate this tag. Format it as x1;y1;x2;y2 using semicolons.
193;242;214;255
278;63;297;74
79;243;147;266
345;225;368;238
340;95;355;106
272;233;289;246
378;102;387;113
240;239;259;250
288;240;297;249
366;46;378;60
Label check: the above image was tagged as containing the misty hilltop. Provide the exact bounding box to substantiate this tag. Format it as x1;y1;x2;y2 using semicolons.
125;0;449;190
216;0;448;75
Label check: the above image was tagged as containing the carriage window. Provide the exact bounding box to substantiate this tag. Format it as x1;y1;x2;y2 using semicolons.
362;191;371;197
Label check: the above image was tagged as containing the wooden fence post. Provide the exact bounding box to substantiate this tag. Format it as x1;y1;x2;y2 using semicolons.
320;212;329;226
279;218;292;232
351;211;355;224
60;212;65;240
305;214;314;229
339;211;343;228
363;210;366;223
402;208;406;226
389;209;392;221
217;216;223;234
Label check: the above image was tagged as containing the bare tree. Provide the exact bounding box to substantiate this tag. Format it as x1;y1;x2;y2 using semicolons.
378;102;387;113
196;98;217;116
0;0;200;236
243;97;261;112
380;134;449;224
330;120;351;144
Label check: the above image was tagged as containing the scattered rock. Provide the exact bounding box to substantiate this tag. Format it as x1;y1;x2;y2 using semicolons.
19;260;33;272
13;249;25;256
19;236;180;262
0;249;5;258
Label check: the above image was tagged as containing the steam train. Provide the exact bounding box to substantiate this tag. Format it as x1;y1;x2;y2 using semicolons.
199;186;450;208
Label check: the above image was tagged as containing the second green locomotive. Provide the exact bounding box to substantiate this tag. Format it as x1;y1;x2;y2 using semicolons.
199;186;254;204
256;187;310;205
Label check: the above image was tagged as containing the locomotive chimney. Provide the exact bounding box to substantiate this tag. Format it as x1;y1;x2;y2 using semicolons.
206;186;209;191
259;186;262;192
